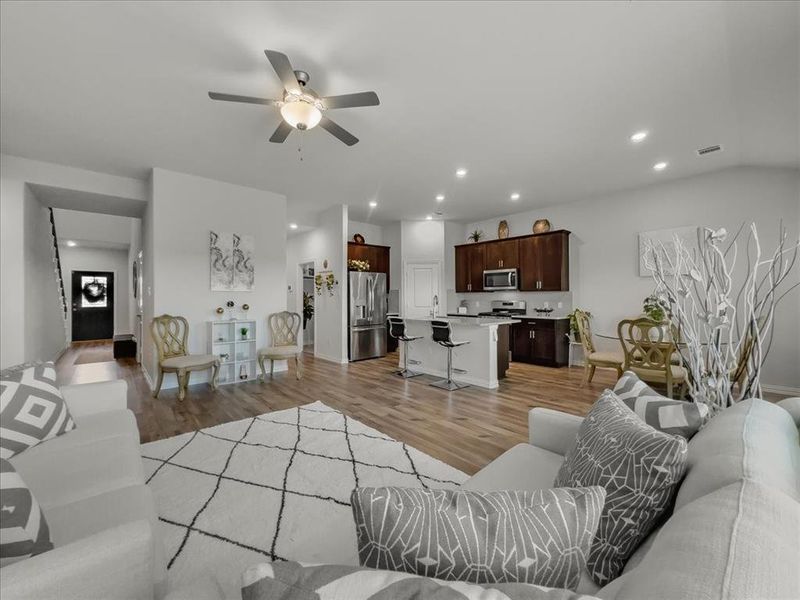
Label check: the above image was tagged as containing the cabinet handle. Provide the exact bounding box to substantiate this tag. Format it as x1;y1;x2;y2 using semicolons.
532;330;535;339
500;259;503;267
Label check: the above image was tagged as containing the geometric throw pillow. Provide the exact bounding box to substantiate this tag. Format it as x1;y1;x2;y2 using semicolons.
242;561;603;600
0;458;53;566
554;390;688;586
613;371;708;438
351;486;607;590
0;362;75;459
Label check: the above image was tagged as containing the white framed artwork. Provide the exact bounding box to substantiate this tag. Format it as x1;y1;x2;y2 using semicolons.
210;231;255;291
638;226;699;277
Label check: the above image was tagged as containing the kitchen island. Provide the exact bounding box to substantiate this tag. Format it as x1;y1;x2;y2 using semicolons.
398;316;519;389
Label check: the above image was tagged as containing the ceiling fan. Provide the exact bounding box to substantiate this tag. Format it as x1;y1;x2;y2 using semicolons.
208;50;379;146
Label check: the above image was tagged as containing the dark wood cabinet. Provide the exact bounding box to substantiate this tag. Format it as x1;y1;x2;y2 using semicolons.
484;239;519;270
511;318;569;367
454;230;569;293
348;242;390;290
455;244;485;292
519;231;569;291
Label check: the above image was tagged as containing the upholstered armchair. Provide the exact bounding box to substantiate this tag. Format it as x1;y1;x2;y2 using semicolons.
150;314;219;400
617;317;687;398
574;309;624;385
258;311;302;380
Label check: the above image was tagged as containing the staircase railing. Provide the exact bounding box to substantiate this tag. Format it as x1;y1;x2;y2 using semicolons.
48;208;70;342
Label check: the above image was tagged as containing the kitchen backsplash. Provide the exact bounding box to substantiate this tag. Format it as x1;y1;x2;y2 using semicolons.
446;290;573;317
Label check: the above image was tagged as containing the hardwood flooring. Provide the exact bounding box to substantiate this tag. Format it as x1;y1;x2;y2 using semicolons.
55;341;787;475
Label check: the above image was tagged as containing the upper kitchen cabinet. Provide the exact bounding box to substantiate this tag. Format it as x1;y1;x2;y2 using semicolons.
348;242;391;290
455;243;485;292
519;230;570;291
484;239;519;270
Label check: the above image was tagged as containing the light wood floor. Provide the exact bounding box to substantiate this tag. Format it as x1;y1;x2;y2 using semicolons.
56;341;622;474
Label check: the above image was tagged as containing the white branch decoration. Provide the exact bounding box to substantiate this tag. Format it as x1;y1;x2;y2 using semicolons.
643;223;799;415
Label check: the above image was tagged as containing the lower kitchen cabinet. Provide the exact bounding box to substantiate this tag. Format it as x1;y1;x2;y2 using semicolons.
511;318;569;367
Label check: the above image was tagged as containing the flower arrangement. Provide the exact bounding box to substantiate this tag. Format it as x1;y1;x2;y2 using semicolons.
642;295;670;322
348;259;370;271
644;223;799;414
315;272;338;296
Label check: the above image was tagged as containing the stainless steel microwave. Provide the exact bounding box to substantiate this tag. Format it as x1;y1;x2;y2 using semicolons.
483;268;518;291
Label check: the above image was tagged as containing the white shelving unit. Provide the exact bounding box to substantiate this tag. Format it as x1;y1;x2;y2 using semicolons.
207;319;257;385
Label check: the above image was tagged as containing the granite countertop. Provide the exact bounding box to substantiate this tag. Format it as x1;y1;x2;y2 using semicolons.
404;315;520;327
448;313;568;321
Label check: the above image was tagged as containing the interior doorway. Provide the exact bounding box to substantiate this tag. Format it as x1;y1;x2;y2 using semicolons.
300;262;315;350
403;261;441;318
71;270;115;341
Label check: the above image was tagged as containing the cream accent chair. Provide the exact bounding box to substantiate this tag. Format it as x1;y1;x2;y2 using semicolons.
258;311;303;380
618;316;687;398
574;309;624;385
151;314;219;401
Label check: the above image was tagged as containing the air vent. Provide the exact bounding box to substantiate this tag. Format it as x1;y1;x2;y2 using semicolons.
697;144;723;156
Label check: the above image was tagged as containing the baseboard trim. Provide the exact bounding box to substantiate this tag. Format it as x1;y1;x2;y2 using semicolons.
314;352;348;364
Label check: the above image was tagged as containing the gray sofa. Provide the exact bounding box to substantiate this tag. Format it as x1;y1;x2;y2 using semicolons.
464;397;800;599
2;380;166;600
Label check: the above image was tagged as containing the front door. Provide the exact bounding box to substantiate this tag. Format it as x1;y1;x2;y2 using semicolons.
403;261;441;318
71;271;114;341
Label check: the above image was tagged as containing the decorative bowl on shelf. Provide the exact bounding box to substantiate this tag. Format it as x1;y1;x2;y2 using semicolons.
534;307;555;315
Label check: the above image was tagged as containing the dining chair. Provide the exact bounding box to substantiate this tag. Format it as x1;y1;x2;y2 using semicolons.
574;309;624;385
617;317;687;398
151;314;219;401
258;311;302;380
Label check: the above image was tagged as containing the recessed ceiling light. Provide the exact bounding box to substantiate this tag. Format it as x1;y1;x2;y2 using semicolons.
435;194;445;202
66;240;77;247
289;223;298;229
455;168;468;178
425;215;433;220
630;131;648;143
653;161;668;171
510;192;520;201
369;200;377;208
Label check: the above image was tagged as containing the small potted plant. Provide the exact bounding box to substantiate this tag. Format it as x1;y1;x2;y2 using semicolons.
240;326;249;340
642;295;669;322
302;292;314;329
468;229;484;243
567;309;590;342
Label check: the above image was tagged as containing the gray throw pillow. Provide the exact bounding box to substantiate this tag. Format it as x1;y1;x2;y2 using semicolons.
0;362;75;459
351;486;606;590
0;458;53;566
613;371;708;438
242;561;603;600
554;390;688;586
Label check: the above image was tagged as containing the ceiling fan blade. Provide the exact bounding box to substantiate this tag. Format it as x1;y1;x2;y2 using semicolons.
208;91;277;106
269;121;293;143
322;91;380;110
319;116;359;146
264;49;300;92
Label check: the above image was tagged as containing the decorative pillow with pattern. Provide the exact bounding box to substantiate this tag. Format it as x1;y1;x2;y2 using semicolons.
351;486;606;590
241;561;603;600
0;458;53;566
0;362;75;459
554;390;688;586
613;371;708;438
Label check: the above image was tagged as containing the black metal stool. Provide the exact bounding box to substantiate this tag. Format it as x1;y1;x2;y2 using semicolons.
388;317;423;378
430;320;470;390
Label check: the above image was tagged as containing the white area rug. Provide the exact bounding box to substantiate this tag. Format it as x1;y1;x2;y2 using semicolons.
143;401;468;597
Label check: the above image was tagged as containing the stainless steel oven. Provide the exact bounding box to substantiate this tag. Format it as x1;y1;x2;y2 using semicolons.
483;268;518;291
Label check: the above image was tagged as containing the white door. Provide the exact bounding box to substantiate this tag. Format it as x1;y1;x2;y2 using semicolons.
403;261;441;318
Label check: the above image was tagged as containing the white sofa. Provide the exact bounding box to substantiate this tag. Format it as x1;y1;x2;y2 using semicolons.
464;397;800;599
3;380;166;600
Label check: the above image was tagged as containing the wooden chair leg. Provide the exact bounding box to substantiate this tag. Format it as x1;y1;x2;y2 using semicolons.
210;362;219;390
153;367;164;398
258;356;266;381
666;372;674;399
295;354;302;380
270;359;275;378
582;363;591;387
177;369;187;401
587;364;597;383
616;365;623;379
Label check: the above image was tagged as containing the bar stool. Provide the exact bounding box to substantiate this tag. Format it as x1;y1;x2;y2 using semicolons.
430;320;470;390
388;316;423;378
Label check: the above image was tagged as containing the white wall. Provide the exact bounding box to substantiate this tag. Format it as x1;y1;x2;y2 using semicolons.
128;218;143;337
0;154;144;368
287;205;348;363
52;208;136;246
147;168;287;388
383;222;402;292
347;220;383;245
23;187;67;363
59;246;131;339
141;174;156;381
400;220;446;316
464;166;800;390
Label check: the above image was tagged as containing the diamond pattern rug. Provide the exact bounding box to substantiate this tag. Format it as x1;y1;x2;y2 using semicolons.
143;401;467;597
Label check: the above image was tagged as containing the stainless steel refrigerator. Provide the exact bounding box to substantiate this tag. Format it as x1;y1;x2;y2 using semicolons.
348;271;387;361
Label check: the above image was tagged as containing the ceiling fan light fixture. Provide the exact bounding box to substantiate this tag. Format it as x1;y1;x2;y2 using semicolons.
280;97;322;130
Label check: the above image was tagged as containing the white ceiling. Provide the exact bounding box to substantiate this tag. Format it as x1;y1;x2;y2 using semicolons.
2;1;798;227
